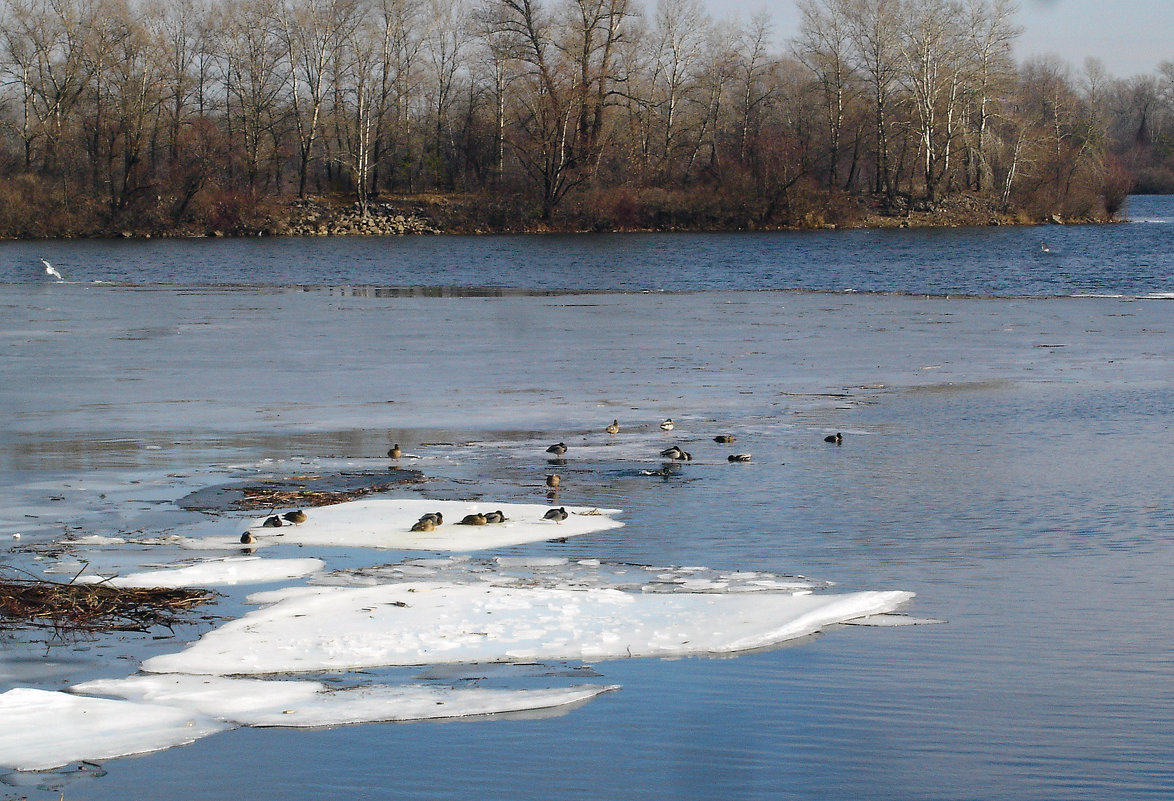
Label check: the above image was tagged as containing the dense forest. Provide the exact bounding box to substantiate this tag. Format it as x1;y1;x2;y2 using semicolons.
0;0;1169;237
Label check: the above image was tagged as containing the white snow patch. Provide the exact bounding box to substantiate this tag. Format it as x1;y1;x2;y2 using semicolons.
72;675;616;728
74;556;325;588
0;688;228;771
235;498;622;551
142;582;913;675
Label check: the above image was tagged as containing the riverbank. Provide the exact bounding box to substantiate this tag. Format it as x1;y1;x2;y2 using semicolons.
0;186;1111;240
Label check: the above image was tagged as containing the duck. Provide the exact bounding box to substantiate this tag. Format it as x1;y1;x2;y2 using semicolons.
660;446;692;461
240;532;255;544
543;506;569;523
728;453;752;462
605;419;619;434
388;444;402;459
714;434;735;443
546;442;567;455
417;511;443;526
484;510;508;524
824;432;843;444
457;513;488;526
262;515;283;528
546;474;561;488
660;419;674;431
282;509;307;525
410;518;436;532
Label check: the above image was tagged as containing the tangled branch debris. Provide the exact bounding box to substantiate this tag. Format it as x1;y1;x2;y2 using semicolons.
0;570;216;635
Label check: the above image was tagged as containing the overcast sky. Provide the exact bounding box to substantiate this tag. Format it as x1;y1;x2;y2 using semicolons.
702;0;1172;79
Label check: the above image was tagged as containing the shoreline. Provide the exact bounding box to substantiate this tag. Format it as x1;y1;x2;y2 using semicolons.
0;191;1117;241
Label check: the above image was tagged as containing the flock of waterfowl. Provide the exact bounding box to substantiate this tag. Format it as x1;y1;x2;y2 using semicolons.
241;423;844;544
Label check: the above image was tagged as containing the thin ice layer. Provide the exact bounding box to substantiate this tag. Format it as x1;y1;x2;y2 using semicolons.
75;556;325;587
236;498;623;551
73;674;617;727
0;687;229;771
142;582;913;675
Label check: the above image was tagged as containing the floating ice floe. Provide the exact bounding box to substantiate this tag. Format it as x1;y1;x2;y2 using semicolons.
234;498;623;552
142;582;913;675
72;674;616;728
0;687;229;771
0;680;615;771
74;556;325;588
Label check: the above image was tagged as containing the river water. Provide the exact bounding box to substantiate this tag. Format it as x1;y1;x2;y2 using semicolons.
1;196;1172;799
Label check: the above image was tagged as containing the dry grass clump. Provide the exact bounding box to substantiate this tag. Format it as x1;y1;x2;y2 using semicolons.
234;483;395;510
0;569;216;635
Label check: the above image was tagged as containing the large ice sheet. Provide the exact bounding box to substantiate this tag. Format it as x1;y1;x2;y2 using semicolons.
142;582;913;675
72;675;617;727
75;556;325;587
0;688;229;771
238;498;623;551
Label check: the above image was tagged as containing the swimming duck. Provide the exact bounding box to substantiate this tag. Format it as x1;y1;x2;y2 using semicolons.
240;532;255;544
546;442;568;455
410;518;436;532
714;435;735;444
605;419;619;434
543;506;569;523
457;513;488;526
660;419;674;431
728;453;752;462
484;510;508;524
283;509;307;525
262;515;283;527
546;474;561;488
388;444;402;459
824;432;843;444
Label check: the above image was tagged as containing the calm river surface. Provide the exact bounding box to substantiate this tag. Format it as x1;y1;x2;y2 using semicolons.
1;196;1172;800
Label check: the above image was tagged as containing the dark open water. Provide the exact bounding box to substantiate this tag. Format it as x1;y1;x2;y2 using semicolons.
1;196;1172;800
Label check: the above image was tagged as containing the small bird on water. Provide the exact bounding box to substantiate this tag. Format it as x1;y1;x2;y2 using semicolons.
240;532;255;544
543;506;569;523
546;442;567;455
714;435;735;444
388;444;402;459
728;453;751;462
824;432;843;444
546;474;560;488
660;446;692;461
262;515;283;527
605;419;620;434
282;509;307;525
660;419;674;431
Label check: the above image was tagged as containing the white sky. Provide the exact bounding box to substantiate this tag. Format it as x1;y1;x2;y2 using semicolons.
702;0;1172;79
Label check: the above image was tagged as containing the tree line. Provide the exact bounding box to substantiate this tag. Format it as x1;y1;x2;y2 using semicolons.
0;0;1168;236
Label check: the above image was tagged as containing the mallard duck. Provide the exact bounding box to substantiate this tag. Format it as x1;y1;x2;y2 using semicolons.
388;444;402;459
262;515;283;528
660;446;692;461
240;532;255;544
283;509;307;524
484;510;508;524
546;442;567;455
728;453;751;462
605;419;619;434
457;513;488;526
546;474;561;488
824;432;843;444
417;511;443;526
543;506;569;523
660;419;674;431
714;434;735;444
410;518;436;532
